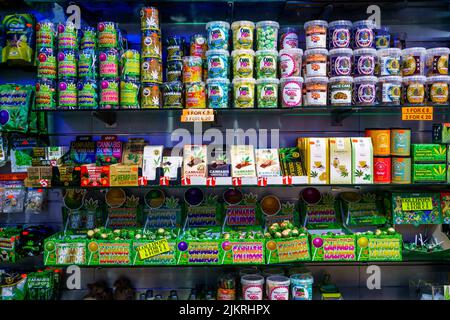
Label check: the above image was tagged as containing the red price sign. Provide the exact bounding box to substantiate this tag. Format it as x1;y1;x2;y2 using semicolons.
257;177;268;186
232;177;242;186
206;177;216;186
159;176;170;186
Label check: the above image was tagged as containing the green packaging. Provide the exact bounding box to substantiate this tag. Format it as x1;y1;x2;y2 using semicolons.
356;231;402;261
432;123;450;144
412;144;447;163
391;192;442;224
310;233;356;262
412;163;446;182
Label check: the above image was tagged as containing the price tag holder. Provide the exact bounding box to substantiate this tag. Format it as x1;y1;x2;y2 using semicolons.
402;107;433;121
181;109;215;122
135;239;170;260
401;197;433;211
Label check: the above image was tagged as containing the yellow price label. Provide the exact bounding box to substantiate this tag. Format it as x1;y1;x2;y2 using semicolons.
401;197;433;211
401;107;433;121
136;239;170;260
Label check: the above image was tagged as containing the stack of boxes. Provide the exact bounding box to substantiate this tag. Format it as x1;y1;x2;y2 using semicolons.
412;140;447;183
432;123;450;183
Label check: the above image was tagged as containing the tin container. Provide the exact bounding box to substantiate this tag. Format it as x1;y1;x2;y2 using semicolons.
374;156;391;183
166;36;185;61
141;83;161;108
162;81;183;108
57;49;77;79
390;128;411;156
97;22;118;48
182;56;203;83
99;48;119;79
166;60;183;82
391;157;411;184
140;6;160;31
37;47;57;79
141;57;163;83
365;128;390;156
77;80;98;109
99;78;120;109
142;30;162;58
58;79;77;109
78;49;97;80
80;26;97;50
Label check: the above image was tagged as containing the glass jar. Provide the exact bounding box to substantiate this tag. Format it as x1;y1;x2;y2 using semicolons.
353;48;376;77
207;78;230;109
279;26;299;49
353;76;377;105
256;78;279;108
352;20;376;49
206;21;230;50
328;20;352;49
232;49;255;78
427;75;450;105
232;78;256;108
378;76;402;105
377;48;401;76
256;21;280;51
329;48;353;76
304;49;328;77
231;21;255;50
255;50;278;79
205;49;229;79
279;76;303;108
425;47;449;76
329;76;353;106
279;48;303;78
401;47;426;76
304;20;328;49
304;76;328;106
402;75;426;105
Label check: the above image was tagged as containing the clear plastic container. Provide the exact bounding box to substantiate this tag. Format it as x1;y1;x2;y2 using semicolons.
304;20;328;49
377;48;401;76
231;20;255;50
401;47;426;76
352;20;376;49
353;75;377;105
279;48;303;78
280;76;303;108
328;20;352;49
232;78;256;108
205;49;229;79
266;275;290;300
425;47;450;76
231;49;255;78
256;78;279;108
402;75;426;104
279;26;299;49
329;76;353;106
255;50;278;79
207;78;230;109
256;21;280;51
206;21;230;50
304;76;328;106
304;49;328;77
329;48;353;76
427;75;450;105
378;76;402;105
353;48;376;77
241;274;264;300
290;274;314;300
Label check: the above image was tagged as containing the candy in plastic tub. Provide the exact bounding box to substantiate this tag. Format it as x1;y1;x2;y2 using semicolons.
232;78;255;108
190;34;207;59
185;82;206;108
58;79;77;109
304;49;328;77
36;79;56;110
241;274;264;300
425;47;449;76
352;20;376;49
182;56;203;83
57;22;78;50
99;79;119;109
206;49;229;79
255;50;278;79
256;21;280;51
80;26;97;51
266;276;290;300
329;76;353;106
427;75;450;105
78;49;97;80
304;76;328;106
328;20;352;49
120;80;140;109
329;48;352;77
121;49;140;78
290;274;314;300
36;21;56;50
280;76;303;108
279;48;302;78
377;48;401;76
256;78;279;108
37;47;57;79
206;21;230;50
402;75;426;105
401;47;426;76
77;79;98;109
231;21;255;50
304;20;328;49
378;76;402;105
162;81;183;108
279;26;299;49
97;21;118;49
353;48;376;77
207;78;230;109
353;76;377;105
232;49;255;78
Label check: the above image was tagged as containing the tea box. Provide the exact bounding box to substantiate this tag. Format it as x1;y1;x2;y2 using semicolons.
142;146;163;181
230;145;257;178
432;123;450;144
278;147;306;177
255;148;282;177
25;166;53;187
329;138;352;184
162;156;183;180
298;138;329;184
183;145;207;178
412;163;446;183
412;144;447;163
351;137;373;184
109;164;139;187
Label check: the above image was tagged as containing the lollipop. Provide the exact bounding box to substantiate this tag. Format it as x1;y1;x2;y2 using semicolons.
177;241;189;264
312;237;324;260
357;237;369;260
87;241;99;265
266;240;277;264
223;188;243;205
184;187;204;206
220;241;233;264
44;241;56;265
300;187;322;204
144;188;166;209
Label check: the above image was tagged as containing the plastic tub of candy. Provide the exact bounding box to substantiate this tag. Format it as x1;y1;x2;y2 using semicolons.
256;21;279;51
304;49;328;77
279;76;303;108
328;20;352;49
185;81;206;108
207;78;230;109
329;48;353;77
279;48;303;78
232;78;256;108
266;276;290;300
290;274;314;300
352;20;376;49
205;49;229;79
206;21;230;50
279;26;299;49
427;75;450;105
425;47;449;76
256;78;279;108
377;48;401;76
353;48;376;77
255;50;278;79
231;21;255;50
375;26;390;49
304;20;328;49
378;76;402;105
353;76;377;105
241;274;264;300
182;56;203;83
329;76;353;106
402;75;426;105
231;49;255;78
401;47;426;76
304;76;328;106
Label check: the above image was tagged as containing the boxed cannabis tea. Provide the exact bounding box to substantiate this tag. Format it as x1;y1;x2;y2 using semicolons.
329;138;352;184
183;144;207;178
412;144;447;163
230;145;257;178
298;138;329;184
351;137;373;184
279;147;306;177
413;163;446;182
255;148;281;177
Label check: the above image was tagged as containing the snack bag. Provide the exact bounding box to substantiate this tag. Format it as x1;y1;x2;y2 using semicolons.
0;84;34;133
2;14;35;63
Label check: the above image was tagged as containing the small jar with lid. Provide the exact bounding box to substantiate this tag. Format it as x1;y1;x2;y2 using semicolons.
329;76;353;106
304;49;328;77
205;49;230;79
206;21;230;50
279;26;299;49
329;48;352;77
231;49;255;78
255;50;278;79
328;20;352;49
427;75;450;105
377;48;401;76
304;76;328;106
232;78;256;108
231;21;255;50
279;48;303;78
402;75;426;105
207;78;230;109
304;20;328;49
353;48;376;77
425;47;449;76
279;76;303;108
401;47;426;76
353;76;377;105
378;76;402;105
352;20;376;49
256;21;280;51
256;78;279;108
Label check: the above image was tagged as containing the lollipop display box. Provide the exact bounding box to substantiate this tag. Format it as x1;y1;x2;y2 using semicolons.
354;229;402;261
43;233;87;266
309;231;356;262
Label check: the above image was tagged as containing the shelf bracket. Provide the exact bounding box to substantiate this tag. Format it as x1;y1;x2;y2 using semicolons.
92;111;117;126
331;108;354;126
